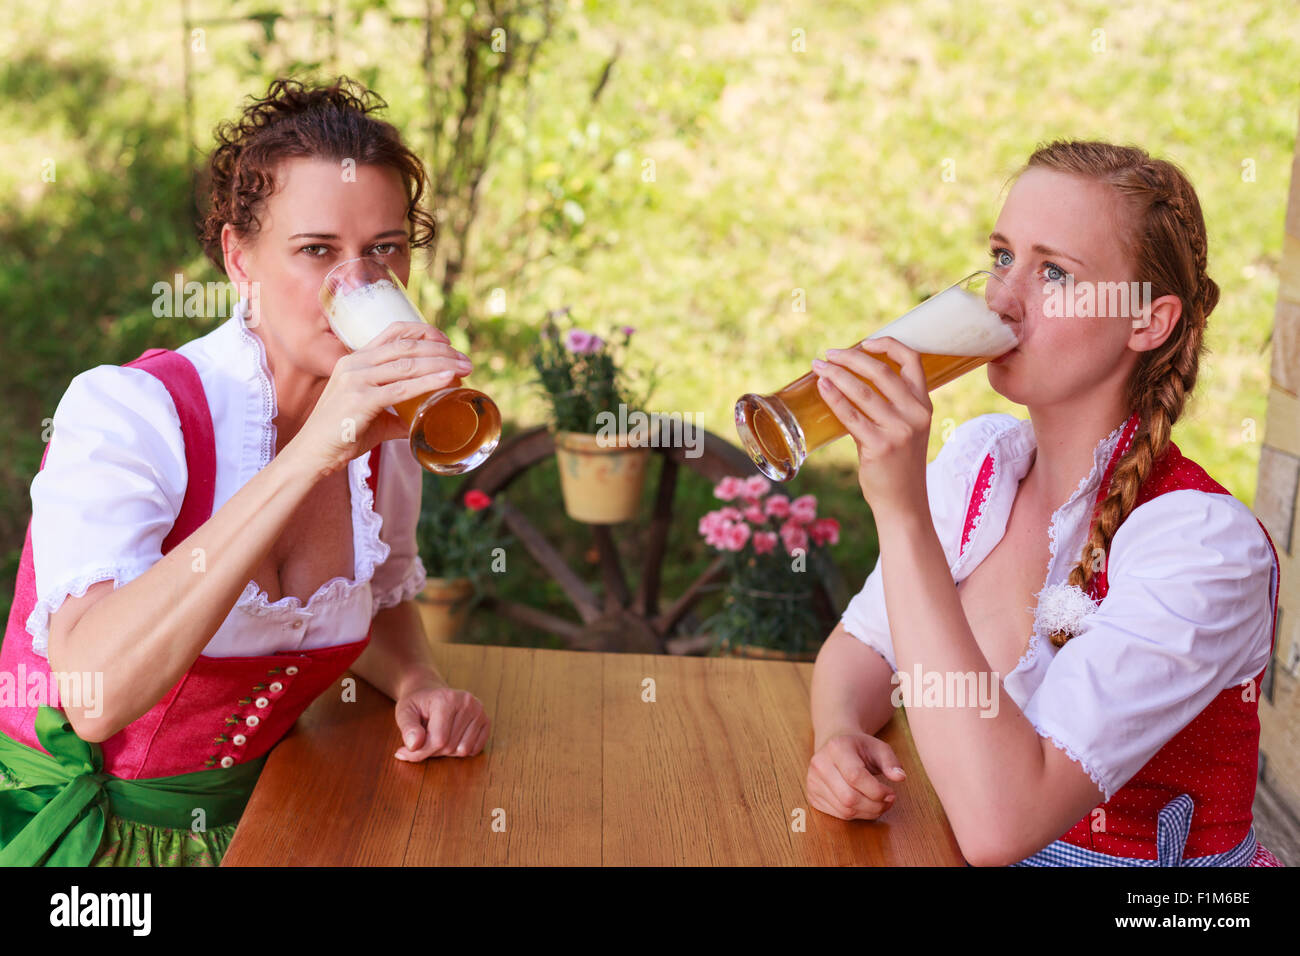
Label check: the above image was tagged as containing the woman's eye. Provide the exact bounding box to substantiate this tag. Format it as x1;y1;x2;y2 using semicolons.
370;243;400;256
1044;262;1070;283
300;245;329;257
990;248;1013;268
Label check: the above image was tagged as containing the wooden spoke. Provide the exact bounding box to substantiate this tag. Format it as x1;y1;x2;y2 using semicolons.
652;555;728;636
590;525;631;612
494;499;602;624
476;596;584;643
632;453;678;617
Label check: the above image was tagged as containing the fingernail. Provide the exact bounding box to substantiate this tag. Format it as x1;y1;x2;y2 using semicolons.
884;794;895;802
405;732;417;747
811;358;826;371
892;767;906;776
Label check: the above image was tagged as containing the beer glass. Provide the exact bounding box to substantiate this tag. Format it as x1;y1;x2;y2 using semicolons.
734;270;1017;481
320;257;501;475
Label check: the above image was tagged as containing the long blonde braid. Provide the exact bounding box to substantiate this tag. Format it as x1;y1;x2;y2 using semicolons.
1017;142;1220;647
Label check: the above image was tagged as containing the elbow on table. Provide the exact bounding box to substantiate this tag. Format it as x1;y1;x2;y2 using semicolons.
952;820;1035;868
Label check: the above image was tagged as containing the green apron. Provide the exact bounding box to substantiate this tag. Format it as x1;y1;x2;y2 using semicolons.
0;706;265;866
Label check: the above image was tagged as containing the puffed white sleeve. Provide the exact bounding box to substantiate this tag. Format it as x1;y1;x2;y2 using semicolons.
26;365;188;658
1022;489;1277;801
839;413;1018;671
369;438;428;611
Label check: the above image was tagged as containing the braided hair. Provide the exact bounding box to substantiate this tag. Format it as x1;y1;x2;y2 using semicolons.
1019;141;1220;647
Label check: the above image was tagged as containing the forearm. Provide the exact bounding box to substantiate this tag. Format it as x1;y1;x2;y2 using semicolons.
875;509;1047;848
810;625;899;748
351;599;447;701
50;448;323;739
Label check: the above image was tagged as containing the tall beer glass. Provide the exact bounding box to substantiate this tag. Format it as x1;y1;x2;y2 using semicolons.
734;270;1017;481
320;257;501;475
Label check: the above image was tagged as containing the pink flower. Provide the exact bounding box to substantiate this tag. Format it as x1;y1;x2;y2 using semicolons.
620;325;636;337
780;519;809;555
753;531;778;555
722;522;751;552
809;517;841;547
716;506;743;523
790;494;818;525
565;328;603;353
698;511;724;539
714;476;745;501
743;504;766;524
742;475;771;500
764;495;791;519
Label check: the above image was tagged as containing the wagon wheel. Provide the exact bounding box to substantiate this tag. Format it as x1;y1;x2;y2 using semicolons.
459;423;847;654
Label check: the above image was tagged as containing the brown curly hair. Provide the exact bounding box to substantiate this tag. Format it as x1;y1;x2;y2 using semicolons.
196;75;437;271
1017;141;1220;647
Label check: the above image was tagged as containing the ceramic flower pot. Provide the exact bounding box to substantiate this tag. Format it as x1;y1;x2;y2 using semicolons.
553;430;651;524
416;576;476;643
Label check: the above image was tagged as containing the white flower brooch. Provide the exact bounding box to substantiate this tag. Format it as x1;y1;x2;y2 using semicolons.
1034;582;1100;643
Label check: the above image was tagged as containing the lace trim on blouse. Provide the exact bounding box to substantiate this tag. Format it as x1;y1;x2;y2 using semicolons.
28;564;155;657
232;298;277;474
236;452;392;614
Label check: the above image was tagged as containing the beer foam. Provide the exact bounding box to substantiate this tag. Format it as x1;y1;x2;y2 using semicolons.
869;287;1018;356
329;278;424;350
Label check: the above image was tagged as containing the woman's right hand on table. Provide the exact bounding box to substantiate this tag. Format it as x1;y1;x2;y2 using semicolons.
807;731;908;821
286;321;473;478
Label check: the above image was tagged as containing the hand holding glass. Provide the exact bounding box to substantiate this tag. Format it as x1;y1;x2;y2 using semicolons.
734;270;1018;481
320;257;501;475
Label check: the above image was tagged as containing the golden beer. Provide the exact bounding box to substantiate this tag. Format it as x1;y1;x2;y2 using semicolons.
321;259;500;475
735;271;1017;481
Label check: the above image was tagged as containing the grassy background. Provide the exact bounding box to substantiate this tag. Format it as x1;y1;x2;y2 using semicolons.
1;0;1297;642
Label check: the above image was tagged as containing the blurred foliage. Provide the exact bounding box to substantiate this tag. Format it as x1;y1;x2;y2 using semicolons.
0;0;1297;643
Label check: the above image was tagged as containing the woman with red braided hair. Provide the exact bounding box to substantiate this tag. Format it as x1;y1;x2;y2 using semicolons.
807;140;1284;866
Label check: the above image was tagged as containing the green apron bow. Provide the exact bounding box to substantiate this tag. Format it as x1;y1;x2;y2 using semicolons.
0;706;265;866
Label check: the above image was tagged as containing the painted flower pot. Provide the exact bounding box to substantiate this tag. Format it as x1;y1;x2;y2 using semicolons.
553;430;652;524
416;577;476;643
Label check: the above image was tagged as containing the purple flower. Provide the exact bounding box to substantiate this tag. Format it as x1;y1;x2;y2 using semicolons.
565;328;597;353
620;325;636;337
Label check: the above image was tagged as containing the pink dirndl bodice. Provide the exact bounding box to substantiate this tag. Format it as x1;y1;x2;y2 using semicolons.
0;347;378;779
958;412;1283;866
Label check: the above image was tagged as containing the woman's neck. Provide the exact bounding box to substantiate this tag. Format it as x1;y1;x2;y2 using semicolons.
1023;398;1132;511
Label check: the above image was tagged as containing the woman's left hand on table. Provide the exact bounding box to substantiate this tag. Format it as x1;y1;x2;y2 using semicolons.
393;685;490;760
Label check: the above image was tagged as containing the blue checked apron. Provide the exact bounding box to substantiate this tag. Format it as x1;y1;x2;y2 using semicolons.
1011;794;1259;866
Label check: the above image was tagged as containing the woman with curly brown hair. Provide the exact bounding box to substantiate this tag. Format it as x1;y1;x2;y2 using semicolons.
0;76;489;865
806;140;1284;866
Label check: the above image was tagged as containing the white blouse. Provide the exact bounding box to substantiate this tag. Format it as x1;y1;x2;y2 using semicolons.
840;412;1277;801
26;299;428;659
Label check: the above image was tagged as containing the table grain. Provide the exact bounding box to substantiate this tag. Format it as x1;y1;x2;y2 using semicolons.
222;644;965;866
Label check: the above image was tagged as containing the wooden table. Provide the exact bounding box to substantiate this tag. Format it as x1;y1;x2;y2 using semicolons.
222;644;965;866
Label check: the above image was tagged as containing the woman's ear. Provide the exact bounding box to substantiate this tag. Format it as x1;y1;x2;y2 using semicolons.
1129;292;1183;353
220;222;250;286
